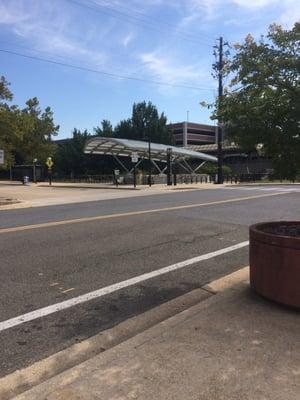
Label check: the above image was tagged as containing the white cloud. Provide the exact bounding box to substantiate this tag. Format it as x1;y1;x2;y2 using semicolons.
139;50;206;84
1;0;298;94
0;1;30;24
279;0;300;27
180;0;300;25
121;32;135;47
0;0;107;66
232;0;276;7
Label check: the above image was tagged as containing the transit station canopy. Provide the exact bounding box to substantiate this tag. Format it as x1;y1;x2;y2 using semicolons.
84;137;217;163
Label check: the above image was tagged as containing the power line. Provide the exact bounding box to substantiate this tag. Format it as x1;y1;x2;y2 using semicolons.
94;0;215;42
0;40;142;76
66;0;212;47
0;48;215;91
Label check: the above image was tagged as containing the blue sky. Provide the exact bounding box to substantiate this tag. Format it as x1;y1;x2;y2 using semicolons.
0;0;299;138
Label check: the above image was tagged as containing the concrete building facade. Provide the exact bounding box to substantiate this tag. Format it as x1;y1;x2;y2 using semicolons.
167;122;217;147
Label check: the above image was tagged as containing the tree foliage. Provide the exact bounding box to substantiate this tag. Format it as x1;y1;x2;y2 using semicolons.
115;101;173;144
54;128;116;176
0;76;59;169
54;129;90;176
217;23;300;178
0;76;17;168
94;119;113;137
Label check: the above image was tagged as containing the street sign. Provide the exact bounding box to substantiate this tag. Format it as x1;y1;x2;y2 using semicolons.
46;157;53;169
0;150;4;165
131;152;138;163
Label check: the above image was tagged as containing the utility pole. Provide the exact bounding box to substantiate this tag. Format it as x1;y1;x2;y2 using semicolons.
216;36;224;184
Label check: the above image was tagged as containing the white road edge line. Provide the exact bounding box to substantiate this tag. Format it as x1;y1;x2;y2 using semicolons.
0;241;249;333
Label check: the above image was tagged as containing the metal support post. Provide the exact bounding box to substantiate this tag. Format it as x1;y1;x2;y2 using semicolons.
133;164;136;188
113;155;129;173
148;135;152;187
193;161;206;173
167;148;172;186
151;159;164;174
129;158;143;173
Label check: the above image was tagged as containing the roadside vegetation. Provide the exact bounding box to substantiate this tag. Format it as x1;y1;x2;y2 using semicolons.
214;23;300;180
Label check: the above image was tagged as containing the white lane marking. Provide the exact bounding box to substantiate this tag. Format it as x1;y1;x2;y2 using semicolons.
0;241;249;333
226;186;300;193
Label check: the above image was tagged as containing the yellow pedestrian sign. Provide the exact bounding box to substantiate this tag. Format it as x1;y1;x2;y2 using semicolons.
46;157;53;169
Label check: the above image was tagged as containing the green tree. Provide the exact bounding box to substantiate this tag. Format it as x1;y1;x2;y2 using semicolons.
94;119;113;137
114;118;133;139
0;78;59;169
54;129;90;177
114;101;173;144
14;97;59;164
0;77;23;168
216;23;300;179
0;76;13;102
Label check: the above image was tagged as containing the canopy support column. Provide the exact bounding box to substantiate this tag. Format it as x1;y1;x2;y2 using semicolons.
113;155;129;173
129;158;143;173
182;159;194;174
151;160;164;174
193;161;206;173
177;161;191;174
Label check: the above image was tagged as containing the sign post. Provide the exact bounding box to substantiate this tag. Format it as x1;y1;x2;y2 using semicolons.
131;153;138;188
46;157;54;185
114;169;120;187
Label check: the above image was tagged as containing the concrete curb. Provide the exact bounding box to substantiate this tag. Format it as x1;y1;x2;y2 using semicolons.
37;184;140;191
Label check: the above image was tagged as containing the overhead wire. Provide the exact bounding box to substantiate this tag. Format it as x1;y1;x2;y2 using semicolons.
66;0;213;47
0;48;215;91
92;0;215;42
0;40;149;76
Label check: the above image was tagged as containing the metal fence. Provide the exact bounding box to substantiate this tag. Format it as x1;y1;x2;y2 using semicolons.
2;170;296;185
53;174;115;184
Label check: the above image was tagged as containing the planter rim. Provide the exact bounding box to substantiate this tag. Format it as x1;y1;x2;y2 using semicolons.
250;221;300;250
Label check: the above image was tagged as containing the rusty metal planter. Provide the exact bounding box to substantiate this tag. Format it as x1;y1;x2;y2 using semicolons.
250;221;300;308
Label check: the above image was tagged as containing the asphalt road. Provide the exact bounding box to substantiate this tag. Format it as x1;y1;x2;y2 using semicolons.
0;185;299;377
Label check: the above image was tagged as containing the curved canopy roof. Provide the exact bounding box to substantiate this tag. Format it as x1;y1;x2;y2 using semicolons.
84;137;217;163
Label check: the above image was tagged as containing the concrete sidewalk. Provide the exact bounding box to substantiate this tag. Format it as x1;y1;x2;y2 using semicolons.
12;268;300;400
0;180;223;209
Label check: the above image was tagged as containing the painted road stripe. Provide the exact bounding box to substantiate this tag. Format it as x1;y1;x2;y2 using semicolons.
61;288;76;294
0;192;287;235
226;187;300;192
0;241;249;332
